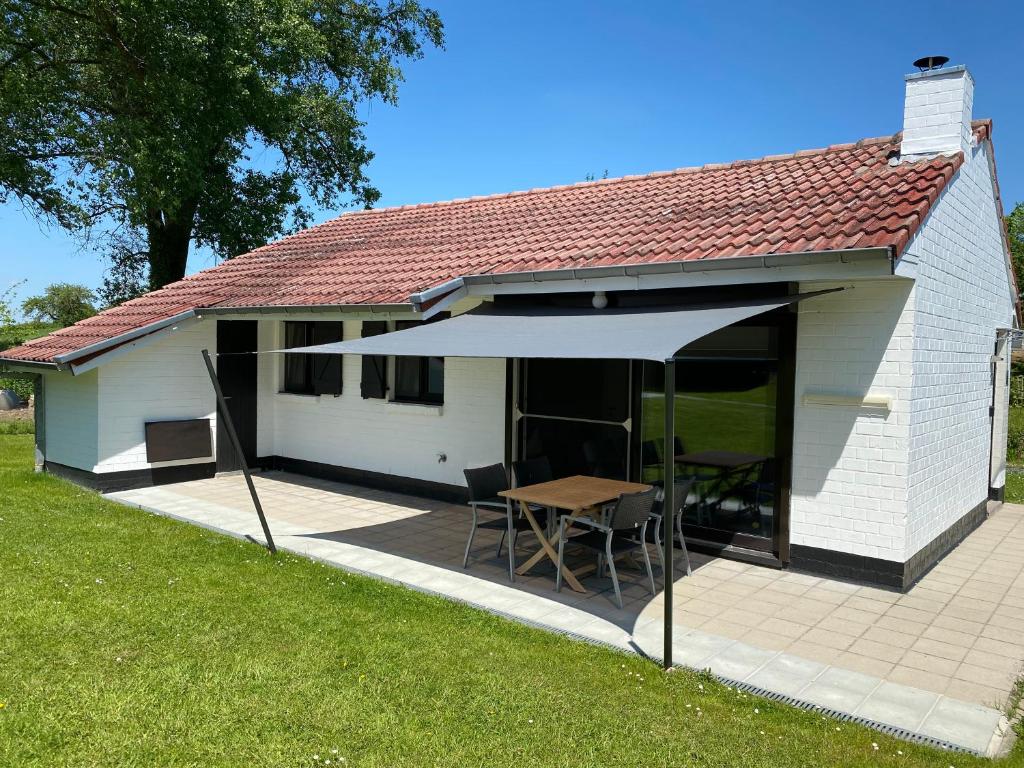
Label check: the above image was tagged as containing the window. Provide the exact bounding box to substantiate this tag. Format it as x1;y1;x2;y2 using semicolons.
282;321;343;395
359;321;388;399
393;320;444;404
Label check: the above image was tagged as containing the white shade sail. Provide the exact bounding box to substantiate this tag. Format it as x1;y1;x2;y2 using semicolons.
278;290;837;362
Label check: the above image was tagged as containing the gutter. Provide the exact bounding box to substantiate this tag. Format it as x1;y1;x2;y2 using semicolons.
0;358;63;373
206;303;412;316
52;310;198;364
455;247;895;289
408;248;893;311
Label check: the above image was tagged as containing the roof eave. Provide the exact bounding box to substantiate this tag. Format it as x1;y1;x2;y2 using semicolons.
435;246;895;297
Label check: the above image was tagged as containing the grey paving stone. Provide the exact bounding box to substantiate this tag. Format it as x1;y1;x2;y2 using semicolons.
703;641;778;682
796;666;881;712
746;653;826;697
917;697;1004;754
854;681;939;732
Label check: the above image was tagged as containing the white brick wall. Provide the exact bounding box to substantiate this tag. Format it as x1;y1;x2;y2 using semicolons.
790;138;1015;564
265;319;506;487
43;368;98;470
901;140;1015;557
790;280;916;561
94;319;216;472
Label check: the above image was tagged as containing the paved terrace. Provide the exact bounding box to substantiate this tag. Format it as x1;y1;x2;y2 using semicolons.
107;472;1024;756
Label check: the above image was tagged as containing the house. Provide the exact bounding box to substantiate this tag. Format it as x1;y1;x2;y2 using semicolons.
2;62;1017;591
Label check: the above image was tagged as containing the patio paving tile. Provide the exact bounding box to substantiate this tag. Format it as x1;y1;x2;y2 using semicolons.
918;698;1005;754
899;651;962;677
703;641;777;681
796;666;882;712
909;637;970;662
854;682;939;732
745;653;826;697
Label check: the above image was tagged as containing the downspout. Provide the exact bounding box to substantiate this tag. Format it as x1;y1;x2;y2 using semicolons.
33;374;45;472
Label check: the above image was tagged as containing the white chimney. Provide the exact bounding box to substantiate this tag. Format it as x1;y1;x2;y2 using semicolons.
901;62;974;158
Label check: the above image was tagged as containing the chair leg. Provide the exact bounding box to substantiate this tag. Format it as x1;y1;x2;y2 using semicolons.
496;530;506;558
463;507;478;568
676;509;692;577
555;518;566;593
606;535;622;609
653;513;665;573
640;522;656;596
506;508;516;582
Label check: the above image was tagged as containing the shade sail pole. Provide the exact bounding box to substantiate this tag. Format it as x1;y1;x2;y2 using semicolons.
663;357;675;669
201;349;277;555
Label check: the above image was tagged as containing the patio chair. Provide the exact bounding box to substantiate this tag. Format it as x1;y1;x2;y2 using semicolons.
512;456;553;487
513;455;556;536
648;478;695;578
701;463;761;526
463;463;547;581
556;487;659;609
640;440;661;482
582;438;625;480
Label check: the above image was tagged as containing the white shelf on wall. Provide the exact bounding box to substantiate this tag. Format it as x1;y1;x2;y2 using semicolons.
801;392;892;411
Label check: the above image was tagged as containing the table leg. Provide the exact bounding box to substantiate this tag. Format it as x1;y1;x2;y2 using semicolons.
514;503;587;593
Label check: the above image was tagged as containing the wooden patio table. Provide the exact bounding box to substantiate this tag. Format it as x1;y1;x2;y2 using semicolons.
500;475;651;593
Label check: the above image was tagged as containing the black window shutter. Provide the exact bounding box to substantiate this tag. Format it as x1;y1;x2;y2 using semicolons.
360;321;388;399
311;322;343;396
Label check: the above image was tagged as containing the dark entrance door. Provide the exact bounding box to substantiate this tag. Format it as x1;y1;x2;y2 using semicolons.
216;320;258;472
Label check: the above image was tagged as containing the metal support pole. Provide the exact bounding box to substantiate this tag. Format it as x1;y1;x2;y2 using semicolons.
663;357;675;669
201;349;277;555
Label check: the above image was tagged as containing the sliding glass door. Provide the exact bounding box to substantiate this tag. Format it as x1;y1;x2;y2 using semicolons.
640;314;793;554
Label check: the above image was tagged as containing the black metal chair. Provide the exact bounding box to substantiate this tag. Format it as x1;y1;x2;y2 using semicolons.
512;456;553;487
649;478;695;578
463;463;546;581
556;487;659;608
582;438;625;479
640;440;661;482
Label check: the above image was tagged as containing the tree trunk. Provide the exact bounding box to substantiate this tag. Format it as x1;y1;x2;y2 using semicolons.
146;204;196;290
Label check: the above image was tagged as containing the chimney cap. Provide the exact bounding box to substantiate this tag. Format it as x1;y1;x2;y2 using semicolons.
913;55;950;72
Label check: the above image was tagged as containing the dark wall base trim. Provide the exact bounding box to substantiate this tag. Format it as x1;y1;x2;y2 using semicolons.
45;460;216;494
790;498;989;591
903;499;988;588
258;455;468;504
789;544;905;590
989;485;1005;502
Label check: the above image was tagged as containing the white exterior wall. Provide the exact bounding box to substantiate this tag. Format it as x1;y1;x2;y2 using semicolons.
262;319;506;487
900;141;1016;558
790;280;915;562
94;319;216;473
43;368;98;470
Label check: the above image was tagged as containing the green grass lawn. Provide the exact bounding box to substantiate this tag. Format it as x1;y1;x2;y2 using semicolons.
0;434;1019;767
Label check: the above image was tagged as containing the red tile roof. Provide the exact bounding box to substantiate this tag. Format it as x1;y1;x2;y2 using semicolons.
2;125;991;364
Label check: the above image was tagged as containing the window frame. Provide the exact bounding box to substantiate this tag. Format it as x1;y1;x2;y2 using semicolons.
281;321;343;397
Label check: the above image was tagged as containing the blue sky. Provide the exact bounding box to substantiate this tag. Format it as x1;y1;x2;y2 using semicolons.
2;0;1022;312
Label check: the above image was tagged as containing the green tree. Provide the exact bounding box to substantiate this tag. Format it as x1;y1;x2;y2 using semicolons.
1008;202;1024;300
21;283;97;327
0;0;443;302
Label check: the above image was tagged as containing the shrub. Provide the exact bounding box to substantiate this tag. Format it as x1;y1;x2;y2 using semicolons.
1009;406;1024;466
0;375;34;403
1012;376;1024;408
